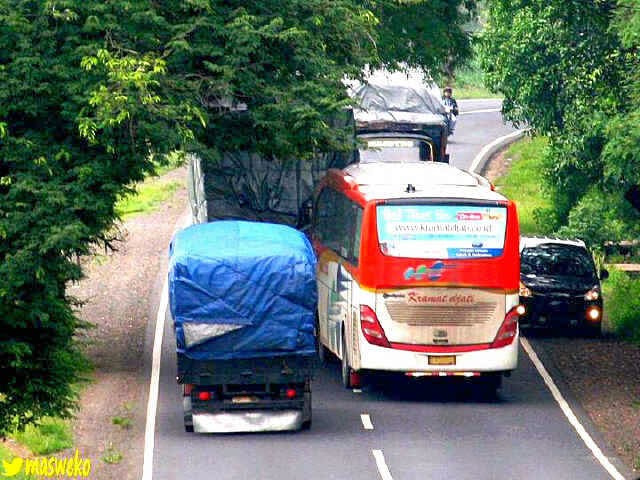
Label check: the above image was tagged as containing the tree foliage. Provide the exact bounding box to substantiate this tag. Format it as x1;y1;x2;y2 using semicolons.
480;0;640;246
1;0;475;434
363;0;476;77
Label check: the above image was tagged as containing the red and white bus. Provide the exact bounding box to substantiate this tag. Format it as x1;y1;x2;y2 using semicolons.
312;160;521;390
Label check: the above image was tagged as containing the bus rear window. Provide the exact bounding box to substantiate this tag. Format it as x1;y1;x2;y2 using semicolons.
376;204;507;259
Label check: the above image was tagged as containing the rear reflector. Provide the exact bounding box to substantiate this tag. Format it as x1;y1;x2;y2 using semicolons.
405;372;480;377
360;305;391;348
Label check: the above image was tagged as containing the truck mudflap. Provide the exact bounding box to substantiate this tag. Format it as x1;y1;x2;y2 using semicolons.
192;410;304;433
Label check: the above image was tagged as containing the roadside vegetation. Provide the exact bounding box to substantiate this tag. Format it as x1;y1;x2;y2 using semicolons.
492;137;551;234
480;1;640;250
497;137;640;341
11;417;73;456
115;171;182;221
450;51;501;99
0;416;73;480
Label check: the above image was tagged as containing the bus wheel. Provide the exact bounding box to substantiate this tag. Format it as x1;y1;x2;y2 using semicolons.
316;316;327;365
480;373;502;397
341;333;361;389
318;340;327;365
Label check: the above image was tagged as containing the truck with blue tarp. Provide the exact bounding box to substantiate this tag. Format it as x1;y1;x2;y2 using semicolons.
168;220;318;432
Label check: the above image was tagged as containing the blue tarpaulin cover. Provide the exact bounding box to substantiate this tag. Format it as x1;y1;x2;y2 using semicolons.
168;221;317;360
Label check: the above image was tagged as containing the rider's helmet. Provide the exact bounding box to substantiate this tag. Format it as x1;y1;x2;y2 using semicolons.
443;86;453;96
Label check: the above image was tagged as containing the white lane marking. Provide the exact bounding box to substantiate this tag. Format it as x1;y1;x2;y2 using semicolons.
142;211;192;480
459;108;501;115
141;280;168;480
361;413;374;430
521;337;626;480
469;129;527;173
372;450;394;480
352;388;363;394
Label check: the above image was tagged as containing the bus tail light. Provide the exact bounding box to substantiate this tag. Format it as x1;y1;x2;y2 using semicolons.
360;305;391;348
491;306;521;349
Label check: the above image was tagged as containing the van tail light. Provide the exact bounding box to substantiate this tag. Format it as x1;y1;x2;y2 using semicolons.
491;306;521;349
183;384;194;396
360;305;391;348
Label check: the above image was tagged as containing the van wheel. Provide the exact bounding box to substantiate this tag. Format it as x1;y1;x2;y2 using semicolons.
583;322;602;338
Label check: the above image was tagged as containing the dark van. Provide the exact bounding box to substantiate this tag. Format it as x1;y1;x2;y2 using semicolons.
519;237;609;335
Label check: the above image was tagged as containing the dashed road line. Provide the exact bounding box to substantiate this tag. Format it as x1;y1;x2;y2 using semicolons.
521;337;626;480
361;413;374;430
372;450;394;480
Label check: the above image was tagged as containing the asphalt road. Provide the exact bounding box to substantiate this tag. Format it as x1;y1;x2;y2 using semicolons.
150;99;623;480
449;98;517;170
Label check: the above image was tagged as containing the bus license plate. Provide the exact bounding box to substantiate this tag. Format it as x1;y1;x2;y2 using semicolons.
428;355;456;366
231;396;258;404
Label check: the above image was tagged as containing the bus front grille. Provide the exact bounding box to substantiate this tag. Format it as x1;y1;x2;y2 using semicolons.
384;301;497;327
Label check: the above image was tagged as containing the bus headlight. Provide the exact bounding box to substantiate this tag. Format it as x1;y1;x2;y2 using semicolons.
519;282;533;297
584;287;600;301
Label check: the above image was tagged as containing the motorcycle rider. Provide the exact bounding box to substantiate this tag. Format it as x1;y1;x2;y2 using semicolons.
442;86;459;135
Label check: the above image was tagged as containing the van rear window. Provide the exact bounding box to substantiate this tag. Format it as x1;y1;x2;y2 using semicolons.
376;204;507;259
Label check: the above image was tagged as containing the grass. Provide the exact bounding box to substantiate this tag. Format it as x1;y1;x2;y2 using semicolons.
449;55;502;99
0;445;35;480
115;151;185;221
115;177;182;221
111;402;134;430
493;136;551;235
11;417;73;456
101;443;123;465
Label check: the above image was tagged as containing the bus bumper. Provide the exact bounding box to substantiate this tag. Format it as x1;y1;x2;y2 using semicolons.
357;334;519;374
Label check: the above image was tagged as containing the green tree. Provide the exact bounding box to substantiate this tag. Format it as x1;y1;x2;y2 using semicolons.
480;0;640;244
363;0;477;78
0;0;478;435
0;0;378;435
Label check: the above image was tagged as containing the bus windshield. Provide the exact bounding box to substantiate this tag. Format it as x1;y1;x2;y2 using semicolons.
376;203;508;259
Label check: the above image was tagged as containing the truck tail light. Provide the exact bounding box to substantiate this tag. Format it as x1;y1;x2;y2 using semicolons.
491;306;520;349
198;391;212;401
285;388;297;399
360;305;391;348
